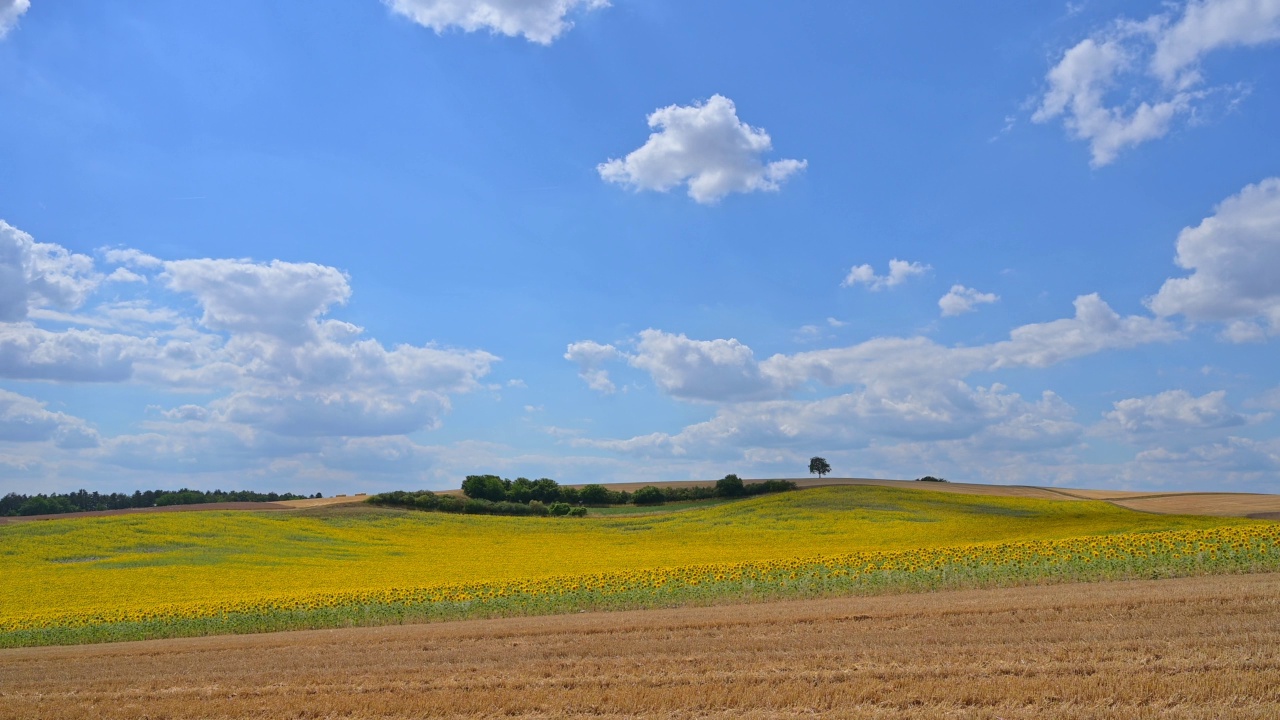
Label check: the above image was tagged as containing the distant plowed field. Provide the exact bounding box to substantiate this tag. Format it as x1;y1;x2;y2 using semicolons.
3;572;1277;719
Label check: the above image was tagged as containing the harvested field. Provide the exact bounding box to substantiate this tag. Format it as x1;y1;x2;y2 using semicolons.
1110;493;1280;518
2;572;1278;719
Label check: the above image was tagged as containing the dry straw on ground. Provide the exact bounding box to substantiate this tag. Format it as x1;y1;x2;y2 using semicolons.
3;572;1278;719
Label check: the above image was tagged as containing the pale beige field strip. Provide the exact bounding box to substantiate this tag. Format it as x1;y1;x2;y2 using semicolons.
3;573;1278;719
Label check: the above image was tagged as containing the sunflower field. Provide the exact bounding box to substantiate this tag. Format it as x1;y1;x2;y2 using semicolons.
2;486;1275;647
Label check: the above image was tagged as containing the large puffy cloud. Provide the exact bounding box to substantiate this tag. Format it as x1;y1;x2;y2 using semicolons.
988;293;1180;368
1;220;101;322
0;222;500;484
1102;389;1249;433
1147;177;1280;340
383;0;608;44
627;330;790;403
1034;0;1280;166
0;324;149;382
598;95;807;204
162;259;351;343
0;0;29;39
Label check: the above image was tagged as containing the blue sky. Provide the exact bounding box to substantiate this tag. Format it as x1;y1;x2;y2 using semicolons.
2;0;1279;494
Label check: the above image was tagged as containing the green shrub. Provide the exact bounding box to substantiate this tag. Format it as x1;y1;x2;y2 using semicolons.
549;502;572;516
715;474;745;497
461;475;508;502
567;506;587;517
632;486;665;505
578;484;613;505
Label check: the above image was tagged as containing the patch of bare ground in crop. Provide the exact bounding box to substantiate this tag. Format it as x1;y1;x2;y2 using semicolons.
3;574;1279;719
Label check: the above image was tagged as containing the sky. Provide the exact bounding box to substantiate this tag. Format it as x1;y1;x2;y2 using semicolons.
1;0;1279;495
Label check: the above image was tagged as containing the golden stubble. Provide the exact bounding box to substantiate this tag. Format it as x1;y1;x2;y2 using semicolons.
2;572;1278;719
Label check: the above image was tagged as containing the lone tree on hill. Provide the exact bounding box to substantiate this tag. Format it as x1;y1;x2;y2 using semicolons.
808;457;831;479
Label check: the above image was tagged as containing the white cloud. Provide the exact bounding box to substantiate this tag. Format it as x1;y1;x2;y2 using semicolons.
598;95;807;204
1;220;101;322
577;383;1081;460
162;258;351;343
989;293;1181;368
383;0;608;44
0;0;29;39
1136;436;1280;473
628;329;790;403
1;221;500;466
105;267;146;284
571;292;1181;468
841;259;931;290
939;284;999;316
0;324;150;382
1034;0;1280;166
1102;389;1248;433
1147;177;1280;340
101;247;163;269
564;340;623;393
1151;0;1280;88
0;389;99;449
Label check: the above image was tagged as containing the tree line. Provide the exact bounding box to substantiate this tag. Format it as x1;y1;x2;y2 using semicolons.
0;488;322;517
367;474;797;517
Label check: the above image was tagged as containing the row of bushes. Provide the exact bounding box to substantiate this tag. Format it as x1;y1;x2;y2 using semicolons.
366;492;590;517
460;476;628;505
0;489;322;517
371;475;799;516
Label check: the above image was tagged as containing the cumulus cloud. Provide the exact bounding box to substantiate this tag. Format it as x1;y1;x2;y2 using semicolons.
1147;177;1280;340
989;293;1181;368
383;0;608;44
842;259;930;290
1103;389;1248;433
1034;0;1280;166
572;293;1177;462
0;389;99;448
0;0;29;39
598;95;807;204
162;259;351;343
628;330;790;403
0;324;148;382
564;340;624;393
0;221;500;482
1;220;101;322
939;285;999;316
1136;436;1280;473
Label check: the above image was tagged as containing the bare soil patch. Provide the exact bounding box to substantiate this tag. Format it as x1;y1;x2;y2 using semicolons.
3;573;1277;719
